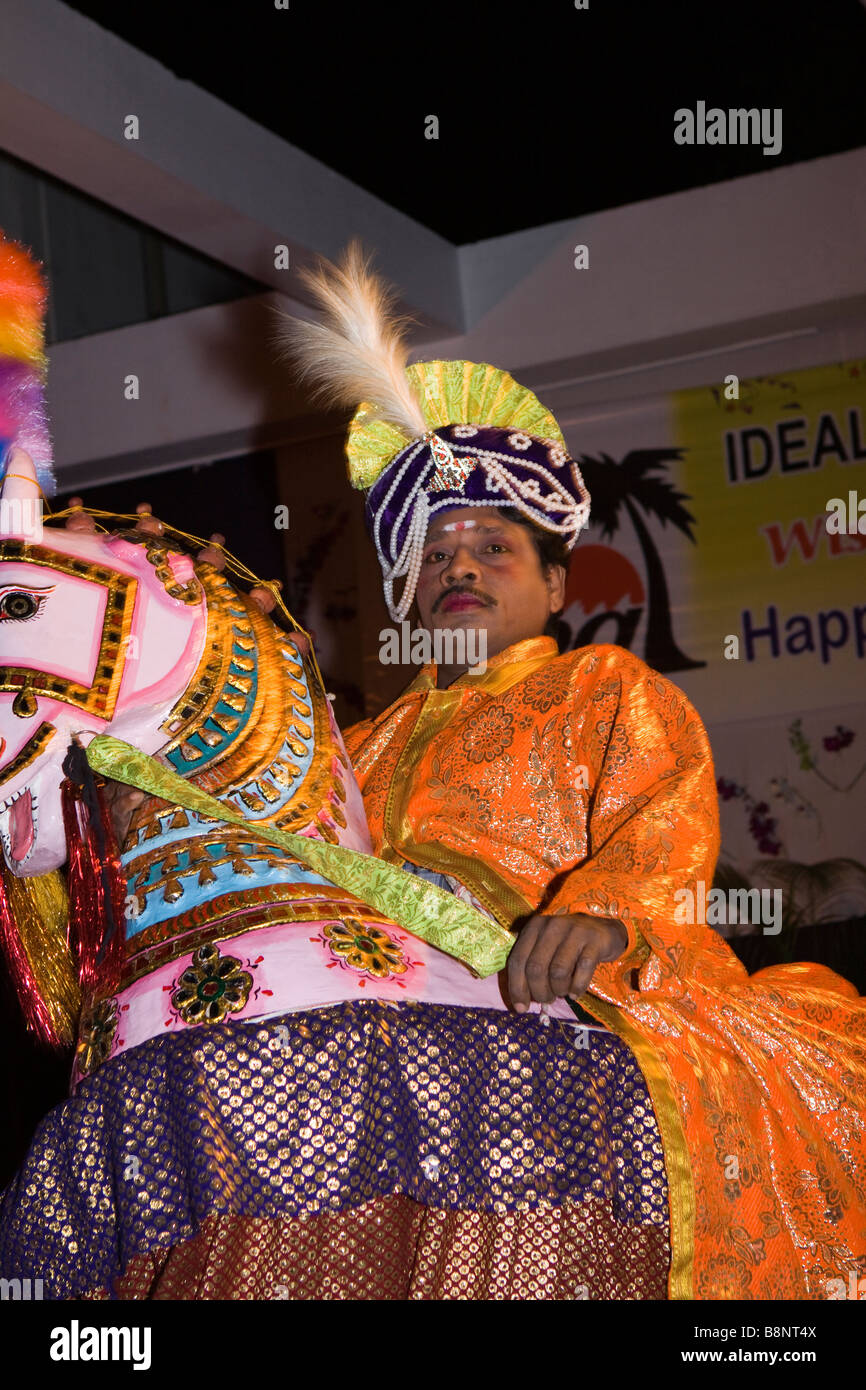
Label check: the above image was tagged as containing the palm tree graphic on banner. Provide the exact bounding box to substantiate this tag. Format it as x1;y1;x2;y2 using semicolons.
560;447;705;674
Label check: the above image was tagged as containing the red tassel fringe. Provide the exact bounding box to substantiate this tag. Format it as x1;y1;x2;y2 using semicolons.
61;776;126;995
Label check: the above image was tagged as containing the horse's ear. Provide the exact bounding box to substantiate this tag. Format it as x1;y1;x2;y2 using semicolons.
1;443;38;496
0;444;42;538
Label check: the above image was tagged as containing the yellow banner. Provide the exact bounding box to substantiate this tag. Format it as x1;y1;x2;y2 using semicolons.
676;360;866;719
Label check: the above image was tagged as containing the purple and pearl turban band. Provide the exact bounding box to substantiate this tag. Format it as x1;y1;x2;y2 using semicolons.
364;423;591;621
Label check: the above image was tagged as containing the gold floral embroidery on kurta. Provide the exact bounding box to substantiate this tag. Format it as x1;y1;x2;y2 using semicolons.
459;706;514;763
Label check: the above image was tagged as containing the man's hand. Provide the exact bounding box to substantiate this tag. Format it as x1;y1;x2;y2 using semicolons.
507;913;628;1013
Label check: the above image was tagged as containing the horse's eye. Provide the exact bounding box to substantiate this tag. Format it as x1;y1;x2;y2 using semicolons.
0;591;41;620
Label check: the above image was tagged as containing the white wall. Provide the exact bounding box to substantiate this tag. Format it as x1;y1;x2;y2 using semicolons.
46;146;866;487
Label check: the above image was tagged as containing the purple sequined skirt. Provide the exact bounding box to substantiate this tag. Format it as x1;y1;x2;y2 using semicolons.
0;1000;670;1299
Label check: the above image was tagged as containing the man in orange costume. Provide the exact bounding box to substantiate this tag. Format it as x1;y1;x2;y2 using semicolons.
342;500;865;1299
285;246;866;1300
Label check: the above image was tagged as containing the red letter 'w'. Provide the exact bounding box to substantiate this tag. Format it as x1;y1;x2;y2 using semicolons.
760;516;825;566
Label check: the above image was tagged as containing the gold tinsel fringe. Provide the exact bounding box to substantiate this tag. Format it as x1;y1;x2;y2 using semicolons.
2;866;79;1046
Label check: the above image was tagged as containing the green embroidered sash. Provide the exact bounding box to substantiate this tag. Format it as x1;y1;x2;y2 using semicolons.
86;734;514;978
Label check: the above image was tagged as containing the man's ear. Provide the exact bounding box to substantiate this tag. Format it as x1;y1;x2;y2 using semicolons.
546;563;567;613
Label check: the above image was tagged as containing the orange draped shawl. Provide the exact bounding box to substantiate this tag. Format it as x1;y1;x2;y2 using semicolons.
343;635;866;1300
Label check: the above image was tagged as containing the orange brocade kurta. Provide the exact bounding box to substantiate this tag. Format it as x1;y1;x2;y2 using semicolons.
342;635;866;1300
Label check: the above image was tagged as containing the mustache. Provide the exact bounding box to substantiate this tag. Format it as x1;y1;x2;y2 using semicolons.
434;586;496;613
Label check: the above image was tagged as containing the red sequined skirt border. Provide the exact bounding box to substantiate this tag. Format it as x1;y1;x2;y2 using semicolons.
89;1195;669;1300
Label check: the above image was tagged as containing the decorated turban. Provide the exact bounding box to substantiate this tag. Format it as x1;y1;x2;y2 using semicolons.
276;245;590;621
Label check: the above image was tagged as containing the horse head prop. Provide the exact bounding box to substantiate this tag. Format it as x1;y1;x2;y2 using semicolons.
0;447;514;1074
0;446;217;876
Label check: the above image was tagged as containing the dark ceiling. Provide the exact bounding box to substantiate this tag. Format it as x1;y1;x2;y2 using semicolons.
63;0;866;245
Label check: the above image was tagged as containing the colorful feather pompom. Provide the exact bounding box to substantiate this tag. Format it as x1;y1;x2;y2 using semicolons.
0;229;54;493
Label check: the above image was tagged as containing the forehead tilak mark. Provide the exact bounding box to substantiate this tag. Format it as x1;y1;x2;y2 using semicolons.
426;519;508;541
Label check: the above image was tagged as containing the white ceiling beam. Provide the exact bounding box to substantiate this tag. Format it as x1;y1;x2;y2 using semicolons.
448;146;866;371
0;0;462;333
46;292;336;488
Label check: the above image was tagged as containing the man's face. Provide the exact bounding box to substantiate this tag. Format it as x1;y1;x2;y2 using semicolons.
413;506;565;660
